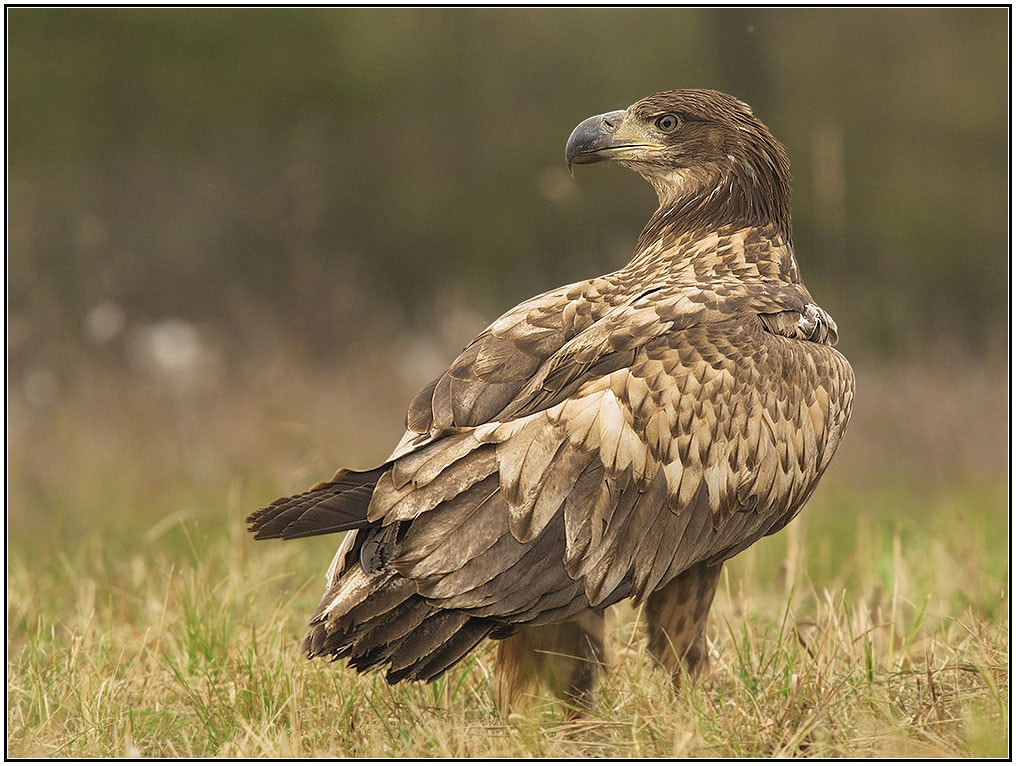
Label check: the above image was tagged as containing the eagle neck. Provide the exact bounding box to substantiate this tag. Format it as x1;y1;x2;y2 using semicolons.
626;213;799;289
636;152;794;254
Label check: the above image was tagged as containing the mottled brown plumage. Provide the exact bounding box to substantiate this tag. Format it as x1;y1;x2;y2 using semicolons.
247;89;854;710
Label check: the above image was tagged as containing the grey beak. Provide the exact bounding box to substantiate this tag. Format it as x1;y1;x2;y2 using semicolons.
565;109;626;172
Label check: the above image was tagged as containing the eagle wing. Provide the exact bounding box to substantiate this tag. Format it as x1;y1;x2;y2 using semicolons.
374;296;853;616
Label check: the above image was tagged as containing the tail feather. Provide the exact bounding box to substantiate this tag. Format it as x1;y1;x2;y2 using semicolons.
388;611;471;673
246;466;387;540
339;574;417;628
302;567;499;684
345;597;433;658
390;617;497;683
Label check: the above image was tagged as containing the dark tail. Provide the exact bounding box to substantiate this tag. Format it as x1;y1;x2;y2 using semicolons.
246;466;388;540
301;567;508;683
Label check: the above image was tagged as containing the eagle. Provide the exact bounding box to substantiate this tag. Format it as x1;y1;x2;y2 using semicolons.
247;89;854;710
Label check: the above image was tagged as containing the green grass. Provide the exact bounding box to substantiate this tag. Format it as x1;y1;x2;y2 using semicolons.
7;504;1008;758
7;353;1009;757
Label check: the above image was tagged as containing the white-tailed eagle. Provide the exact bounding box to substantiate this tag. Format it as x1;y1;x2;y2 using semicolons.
247;89;854;709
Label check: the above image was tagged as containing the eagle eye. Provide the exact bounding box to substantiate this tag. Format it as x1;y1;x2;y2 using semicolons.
654;113;680;133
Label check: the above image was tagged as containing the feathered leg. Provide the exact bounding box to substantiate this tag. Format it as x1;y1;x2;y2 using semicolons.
496;608;605;714
643;560;722;687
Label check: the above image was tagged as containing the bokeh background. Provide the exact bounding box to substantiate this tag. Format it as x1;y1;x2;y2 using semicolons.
8;7;1008;619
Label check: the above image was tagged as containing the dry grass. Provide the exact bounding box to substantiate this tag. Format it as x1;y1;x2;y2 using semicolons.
6;346;1009;758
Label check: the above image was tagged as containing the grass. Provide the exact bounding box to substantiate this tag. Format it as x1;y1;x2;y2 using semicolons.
6;349;1010;757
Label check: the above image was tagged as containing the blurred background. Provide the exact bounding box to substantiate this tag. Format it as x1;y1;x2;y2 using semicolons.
7;8;1009;576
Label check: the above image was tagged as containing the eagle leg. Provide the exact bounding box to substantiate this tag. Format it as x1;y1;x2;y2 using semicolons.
643;560;723;687
495;608;605;716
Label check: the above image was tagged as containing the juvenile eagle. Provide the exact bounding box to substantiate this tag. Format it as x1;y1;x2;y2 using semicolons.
247;89;854;709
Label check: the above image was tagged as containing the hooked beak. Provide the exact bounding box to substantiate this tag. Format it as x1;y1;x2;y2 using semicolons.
565;110;628;173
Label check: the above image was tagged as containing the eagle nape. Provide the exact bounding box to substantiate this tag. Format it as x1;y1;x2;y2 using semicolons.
247;89;854;714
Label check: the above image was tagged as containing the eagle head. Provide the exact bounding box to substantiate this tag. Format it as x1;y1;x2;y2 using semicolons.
566;89;791;232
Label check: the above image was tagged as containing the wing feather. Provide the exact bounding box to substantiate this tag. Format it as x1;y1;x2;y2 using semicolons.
394;476;508;577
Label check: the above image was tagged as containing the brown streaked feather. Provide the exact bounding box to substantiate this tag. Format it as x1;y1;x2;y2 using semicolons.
561;460;609;574
344;595;433;658
389;477;502;567
411;528;521;602
429;513;596;620
371;445;498;525
401;617;498;683
394;478;508;578
386;610;472;674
